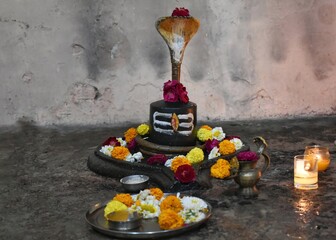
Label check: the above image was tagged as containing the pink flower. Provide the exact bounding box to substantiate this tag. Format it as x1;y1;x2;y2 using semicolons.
174;164;196;183
237;151;259;161
147;154;168;165
225;135;241;140
205;139;219;153
102;137;121;146
163;80;189;103
127;139;137;151
171;7;190;17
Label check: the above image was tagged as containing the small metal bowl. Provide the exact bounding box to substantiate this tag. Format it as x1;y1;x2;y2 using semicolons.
120;175;149;192
107;210;142;230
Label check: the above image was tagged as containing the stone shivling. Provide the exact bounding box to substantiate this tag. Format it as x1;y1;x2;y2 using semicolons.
87;8;269;193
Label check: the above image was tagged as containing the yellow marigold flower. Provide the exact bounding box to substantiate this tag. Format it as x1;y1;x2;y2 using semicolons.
111;146;131;160
197;128;213;142
137;123;150;136
160;195;183;213
104;200;128;219
158;209;184;230
150;188;164;200
124;127;137;143
113;193;134;207
200;125;212;131
218;140;236;155
210;159;231;179
171;156;190;173
186;147;204;164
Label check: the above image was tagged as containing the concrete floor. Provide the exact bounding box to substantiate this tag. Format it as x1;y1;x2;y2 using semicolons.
0;116;335;239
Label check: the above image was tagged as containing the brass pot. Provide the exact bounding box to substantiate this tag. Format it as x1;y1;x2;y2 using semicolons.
234;137;270;198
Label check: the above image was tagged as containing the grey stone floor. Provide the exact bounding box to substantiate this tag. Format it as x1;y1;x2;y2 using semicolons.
0;116;335;240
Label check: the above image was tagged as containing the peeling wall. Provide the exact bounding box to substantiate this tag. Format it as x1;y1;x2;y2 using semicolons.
0;0;335;126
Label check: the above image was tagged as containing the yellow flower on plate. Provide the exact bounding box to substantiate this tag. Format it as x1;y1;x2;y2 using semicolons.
197;128;212;142
149;188;164;200
158;209;184;230
113;193;134;207
137;123;150;136
186;147;204;164
160;195;183;213
210;159;231;179
104;200;128;219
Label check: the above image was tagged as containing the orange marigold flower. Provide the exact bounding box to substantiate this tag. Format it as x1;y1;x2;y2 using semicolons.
171;156;190;173
113;193;134;207
158;209;184;230
150;188;164;200
160;195;183;213
124;128;137;143
200;125;212;131
111;146;131;160
218;140;236;155
210;159;231;179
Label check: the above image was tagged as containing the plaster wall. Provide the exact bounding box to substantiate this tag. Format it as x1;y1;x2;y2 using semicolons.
0;0;335;126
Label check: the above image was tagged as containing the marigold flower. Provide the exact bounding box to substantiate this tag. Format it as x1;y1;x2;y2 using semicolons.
124;128;137;143
186;147;204;164
160;195;183;213
113;193;134;207
149;188;164;200
111;146;131;160
218;140;236;155
200;125;212;131
158;209;184;230
137;124;150;136
171;156;190;172
197;128;212;142
210;159;231;179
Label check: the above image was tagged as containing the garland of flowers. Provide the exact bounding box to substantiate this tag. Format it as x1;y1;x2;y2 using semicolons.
99;122;261;183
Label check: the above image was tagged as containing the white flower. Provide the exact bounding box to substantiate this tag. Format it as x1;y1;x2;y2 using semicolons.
126;152;144;163
164;158;173;168
117;137;127;147
230;138;243;150
99;145;114;156
208;147;220;159
181;196;208;211
130;195;161;219
211;127;225;141
180;209;206;224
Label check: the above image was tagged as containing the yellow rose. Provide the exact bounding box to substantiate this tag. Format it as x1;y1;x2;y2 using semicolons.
137;123;150;136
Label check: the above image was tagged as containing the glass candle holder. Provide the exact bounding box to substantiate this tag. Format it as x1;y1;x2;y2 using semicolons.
294;155;318;190
304;145;331;172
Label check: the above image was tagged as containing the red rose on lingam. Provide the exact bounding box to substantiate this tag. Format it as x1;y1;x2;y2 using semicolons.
174;164;196;183
172;7;190;17
163;80;189;103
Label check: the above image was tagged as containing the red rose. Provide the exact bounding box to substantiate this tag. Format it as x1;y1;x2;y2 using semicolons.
177;84;189;103
225;135;241;140
163;80;189;103
102;137;121;146
147;154;168;165
171;7;190;17
205;139;220;153
237;151;259;161
174;164;196;183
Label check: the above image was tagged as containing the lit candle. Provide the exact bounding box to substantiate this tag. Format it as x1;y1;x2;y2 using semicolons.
294;155;318;190
304;145;330;172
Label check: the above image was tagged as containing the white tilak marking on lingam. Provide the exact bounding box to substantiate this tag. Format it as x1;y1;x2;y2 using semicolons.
153;111;194;136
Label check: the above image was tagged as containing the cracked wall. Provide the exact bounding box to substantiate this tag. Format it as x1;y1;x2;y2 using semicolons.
0;0;335;126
